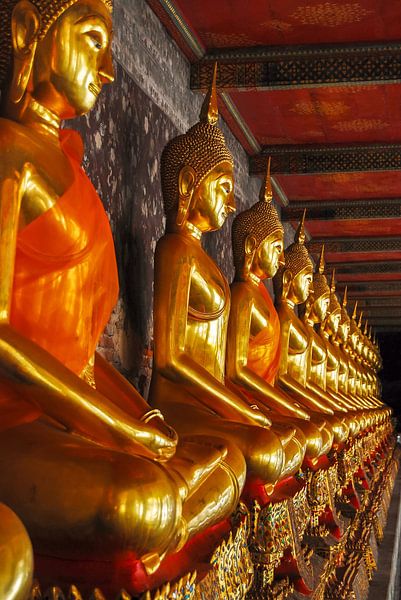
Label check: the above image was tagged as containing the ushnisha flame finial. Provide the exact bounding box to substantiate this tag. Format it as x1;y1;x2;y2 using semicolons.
199;62;219;126
294;209;306;244
357;311;363;328
342;286;348;308
260;156;273;203
364;319;368;335
352;300;358;320
330;268;336;293
316;244;325;275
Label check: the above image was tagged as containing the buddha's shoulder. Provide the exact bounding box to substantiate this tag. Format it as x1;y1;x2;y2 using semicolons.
0;119;36;165
230;280;256;303
156;232;200;257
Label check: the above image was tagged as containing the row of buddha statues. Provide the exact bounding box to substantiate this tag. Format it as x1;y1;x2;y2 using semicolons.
0;1;394;599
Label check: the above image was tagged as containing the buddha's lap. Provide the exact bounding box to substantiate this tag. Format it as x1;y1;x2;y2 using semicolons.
0;420;182;559
154;397;285;482
280;436;305;479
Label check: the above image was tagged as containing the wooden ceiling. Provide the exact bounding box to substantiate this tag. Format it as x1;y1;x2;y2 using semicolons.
147;0;401;332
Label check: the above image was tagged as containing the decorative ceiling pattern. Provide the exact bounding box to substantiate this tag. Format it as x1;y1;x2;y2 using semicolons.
147;0;401;331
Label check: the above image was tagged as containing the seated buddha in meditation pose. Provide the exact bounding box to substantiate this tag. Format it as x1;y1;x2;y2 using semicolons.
225;167;329;471
272;213;348;458
0;0;244;591
149;68;297;499
349;310;380;411
301;252;359;442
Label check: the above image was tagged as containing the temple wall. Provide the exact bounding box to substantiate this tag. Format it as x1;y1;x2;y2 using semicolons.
71;0;292;394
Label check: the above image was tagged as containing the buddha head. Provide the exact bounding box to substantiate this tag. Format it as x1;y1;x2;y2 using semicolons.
306;245;330;324
0;0;113;118
337;287;351;344
324;270;341;336
161;65;235;235
273;210;313;305
231;158;284;282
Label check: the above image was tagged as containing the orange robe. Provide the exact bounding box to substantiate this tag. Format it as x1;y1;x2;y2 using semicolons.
1;130;119;430
246;282;281;385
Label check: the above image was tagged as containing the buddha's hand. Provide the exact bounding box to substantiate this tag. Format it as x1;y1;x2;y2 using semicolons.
139;410;178;462
245;404;272;428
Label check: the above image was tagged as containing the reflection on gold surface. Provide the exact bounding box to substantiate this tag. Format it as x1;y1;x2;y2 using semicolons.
0;504;33;600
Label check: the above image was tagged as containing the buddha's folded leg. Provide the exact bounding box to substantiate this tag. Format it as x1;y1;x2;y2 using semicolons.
181;439;246;540
0;420;183;561
309;413;334;455
271;415;323;461
0;503;33;600
157;399;284;485
323;413;349;444
280;436;305;479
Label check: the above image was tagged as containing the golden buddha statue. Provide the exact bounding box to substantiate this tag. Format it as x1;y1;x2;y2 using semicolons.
348;308;375;410
0;503;33;600
225;165;329;470
149;69;297;501
0;2;243;592
314;267;370;437
303;246;346;412
273;213;341;458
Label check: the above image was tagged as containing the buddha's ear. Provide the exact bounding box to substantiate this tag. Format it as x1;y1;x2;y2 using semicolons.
177;165;196;226
281;269;292;299
244;235;257;257
242;234;257;278
9;0;41;103
178;165;196;198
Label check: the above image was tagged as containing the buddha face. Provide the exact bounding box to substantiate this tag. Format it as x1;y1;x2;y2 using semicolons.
349;330;358;350
289;265;313;304
251;231;284;280
338;320;350;343
31;0;113;118
188;161;235;232
312;293;330;323
327;309;341;334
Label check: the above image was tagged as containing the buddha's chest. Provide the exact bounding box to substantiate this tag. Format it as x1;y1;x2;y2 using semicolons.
288;319;309;356
326;345;340;372
186;251;230;381
16;144;73;230
188;265;228;319
249;295;271;338
310;331;327;365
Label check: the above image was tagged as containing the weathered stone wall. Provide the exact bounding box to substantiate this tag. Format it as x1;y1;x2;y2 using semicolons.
71;0;292;394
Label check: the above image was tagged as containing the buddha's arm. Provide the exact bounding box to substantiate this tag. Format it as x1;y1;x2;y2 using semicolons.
226;287;309;420
153;238;270;428
305;341;347;412
95;352;150;417
94;352;178;449
0;325;177;460
306;375;348;412
277;319;334;415
0;165;175;461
